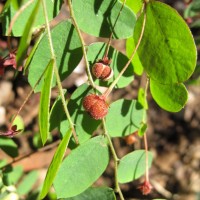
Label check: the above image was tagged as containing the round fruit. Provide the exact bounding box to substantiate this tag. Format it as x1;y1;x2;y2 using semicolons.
83;94;109;120
92;62;113;81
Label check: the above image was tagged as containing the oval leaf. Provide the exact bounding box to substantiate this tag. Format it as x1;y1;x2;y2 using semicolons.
1;0;62;36
73;0;136;39
87;42;134;88
63;187;116;200
28;20;82;92
150;80;188;112
118;150;153;183
134;1;197;84
40;129;72;199
39;59;54;145
54;136;109;198
106;99;145;137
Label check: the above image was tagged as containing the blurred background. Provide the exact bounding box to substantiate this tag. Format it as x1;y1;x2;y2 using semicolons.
0;0;199;199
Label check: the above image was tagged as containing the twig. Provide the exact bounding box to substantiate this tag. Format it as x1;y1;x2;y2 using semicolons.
104;0;127;58
103;4;146;98
67;0;96;89
102;119;124;200
0;140;60;170
41;0;79;144
10;62;49;127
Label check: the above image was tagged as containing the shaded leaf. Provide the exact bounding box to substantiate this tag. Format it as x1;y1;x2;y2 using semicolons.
106;99;144;137
28;20;82;92
54;136;109;198
134;1;197;84
40;129;72;199
73;0;136;39
150;80;188;112
39;59;54;145
118;150;153;183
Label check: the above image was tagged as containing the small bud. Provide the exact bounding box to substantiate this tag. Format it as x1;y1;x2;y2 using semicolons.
83;94;109;120
138;180;153;195
92;62;113;81
0;125;22;138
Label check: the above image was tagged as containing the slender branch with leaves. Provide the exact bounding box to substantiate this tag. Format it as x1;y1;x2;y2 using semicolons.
0;0;197;199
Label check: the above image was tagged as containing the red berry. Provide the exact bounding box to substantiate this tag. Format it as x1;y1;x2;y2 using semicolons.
92;62;113;81
83;94;109;120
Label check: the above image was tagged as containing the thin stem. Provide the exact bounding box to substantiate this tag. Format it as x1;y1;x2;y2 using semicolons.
41;0;79;144
67;0;96;89
102;119;124;200
143;133;149;182
0;139;60;170
10;63;49;127
104;0;126;58
103;5;146;99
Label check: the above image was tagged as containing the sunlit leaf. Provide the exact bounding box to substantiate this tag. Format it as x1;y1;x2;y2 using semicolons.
39;59;54;145
54;136;109;198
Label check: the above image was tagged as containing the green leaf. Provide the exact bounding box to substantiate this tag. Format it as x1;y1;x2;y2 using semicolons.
138;123;147;137
122;0;143;14
0;137;18;157
73;0;136;39
11;114;24;132
63;187;116;200
17;171;39;195
54;136;109;198
40;129;72;199
28;20;82;92
1;0;62;36
134;1;197;84
126;37;143;75
137;88;148;109
87;42;134;88
39;59;54;145
106;99;144;137
3;165;23;186
118;150;153;183
150;80;188;112
16;0;40;67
